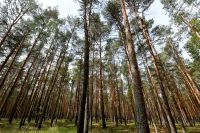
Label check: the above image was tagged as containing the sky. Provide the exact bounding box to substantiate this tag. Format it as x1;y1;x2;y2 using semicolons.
37;0;170;26
37;0;80;17
145;0;170;26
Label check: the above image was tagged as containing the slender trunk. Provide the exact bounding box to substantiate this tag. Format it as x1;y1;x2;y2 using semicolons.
99;43;106;129
50;76;65;126
0;24;14;48
171;42;200;103
116;85;122;124
143;53;171;132
8;55;38;123
75;59;82;125
171;94;186;133
180;15;200;39
0;8;29;49
84;89;89;133
0;29;43;115
19;64;45;128
67;81;75;119
145;93;158;133
0;34;26;91
77;0;90;132
120;79;127;125
176;65;200;111
109;63;118;127
142;55;162;126
35;57;55;125
90;50;94;130
0;33;27;73
38;52;65;129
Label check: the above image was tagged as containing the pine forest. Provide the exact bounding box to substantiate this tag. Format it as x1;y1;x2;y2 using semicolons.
0;0;200;133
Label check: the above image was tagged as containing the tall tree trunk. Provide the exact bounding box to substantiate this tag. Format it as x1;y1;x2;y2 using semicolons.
99;42;106;129
0;29;43;115
0;34;26;91
141;54;162;126
19;63;46;128
8;55;38;123
120;0;150;132
77;0;91;132
84;89;89;133
109;63;118;127
50;76;65;126
170;42;200;104
143;53;171;133
75;59;82;125
38;52;65;129
90;50;94;130
0;33;27;73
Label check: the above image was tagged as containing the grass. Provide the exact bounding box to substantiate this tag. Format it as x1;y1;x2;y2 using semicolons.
0;119;76;133
176;123;200;133
0;119;200;133
91;121;136;133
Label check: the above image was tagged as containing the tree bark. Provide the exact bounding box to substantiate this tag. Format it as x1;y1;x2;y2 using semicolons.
120;0;150;132
99;41;106;129
77;0;91;132
0;29;43;115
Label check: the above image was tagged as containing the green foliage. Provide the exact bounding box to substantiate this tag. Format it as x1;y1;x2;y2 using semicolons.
103;0;122;28
126;0;154;12
186;18;200;81
186;34;200;60
90;12;111;42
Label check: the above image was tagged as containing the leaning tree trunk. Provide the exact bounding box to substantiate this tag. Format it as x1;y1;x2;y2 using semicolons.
8;55;38;123
0;33;28;73
180;14;200;39
38;52;64;129
0;8;30;49
0;34;26;91
51;76;65;126
0;29;43;116
138;15;177;133
142;52;171;133
170;42;200;104
120;0;150;132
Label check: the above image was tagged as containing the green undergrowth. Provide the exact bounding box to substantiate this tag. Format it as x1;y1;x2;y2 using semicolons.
176;123;200;133
0;119;200;133
0;119;76;133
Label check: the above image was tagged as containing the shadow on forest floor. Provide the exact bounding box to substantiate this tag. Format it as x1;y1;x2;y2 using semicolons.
0;119;200;133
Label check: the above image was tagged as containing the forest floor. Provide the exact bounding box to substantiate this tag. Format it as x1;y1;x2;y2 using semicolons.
0;119;200;133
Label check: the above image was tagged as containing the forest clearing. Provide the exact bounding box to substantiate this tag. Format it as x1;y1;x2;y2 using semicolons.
0;0;199;132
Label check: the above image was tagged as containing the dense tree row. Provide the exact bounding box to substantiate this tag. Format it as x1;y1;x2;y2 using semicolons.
0;0;199;133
